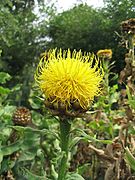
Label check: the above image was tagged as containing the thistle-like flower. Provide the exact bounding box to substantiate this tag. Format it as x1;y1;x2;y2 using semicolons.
97;49;112;59
35;49;104;113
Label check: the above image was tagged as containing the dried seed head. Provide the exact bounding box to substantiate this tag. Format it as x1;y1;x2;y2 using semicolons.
12;107;32;126
121;18;135;34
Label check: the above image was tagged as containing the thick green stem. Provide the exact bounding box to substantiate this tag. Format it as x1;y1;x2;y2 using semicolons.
58;120;71;180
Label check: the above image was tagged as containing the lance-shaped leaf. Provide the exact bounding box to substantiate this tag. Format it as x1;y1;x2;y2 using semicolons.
72;128;112;144
125;147;135;171
66;172;85;180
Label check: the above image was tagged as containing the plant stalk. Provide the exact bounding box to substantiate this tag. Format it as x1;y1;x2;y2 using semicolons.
58;119;71;180
129;34;135;67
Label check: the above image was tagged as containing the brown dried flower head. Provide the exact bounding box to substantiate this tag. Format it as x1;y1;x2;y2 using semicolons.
12;107;32;126
121;18;135;34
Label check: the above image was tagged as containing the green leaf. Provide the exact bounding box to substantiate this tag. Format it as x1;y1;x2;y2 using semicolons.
0;128;12;141
69;137;84;150
18;151;36;162
3;105;16;116
0;109;4;116
125;147;135;171
28;96;42;109
51;164;58;180
110;92;119;103
1;139;23;156
0;86;10;94
0;157;10;173
20;167;46;180
0;50;2;57
0;72;11;84
77;163;91;176
11;84;21;91
10;126;59;140
66;172;85;180
126;86;135;109
0;150;3;164
74;128;112;144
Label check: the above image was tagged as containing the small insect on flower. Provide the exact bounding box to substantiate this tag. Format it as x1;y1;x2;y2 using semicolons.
35;49;104;112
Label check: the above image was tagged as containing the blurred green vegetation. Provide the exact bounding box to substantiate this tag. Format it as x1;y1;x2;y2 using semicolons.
0;0;135;179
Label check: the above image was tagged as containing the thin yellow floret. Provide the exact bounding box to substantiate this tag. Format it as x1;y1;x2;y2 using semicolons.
35;49;104;109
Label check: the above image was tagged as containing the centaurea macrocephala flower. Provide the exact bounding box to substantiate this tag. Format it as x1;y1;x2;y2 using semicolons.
35;49;104;110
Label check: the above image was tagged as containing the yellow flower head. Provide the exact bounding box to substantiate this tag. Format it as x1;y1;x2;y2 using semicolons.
35;49;104;110
97;49;112;59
